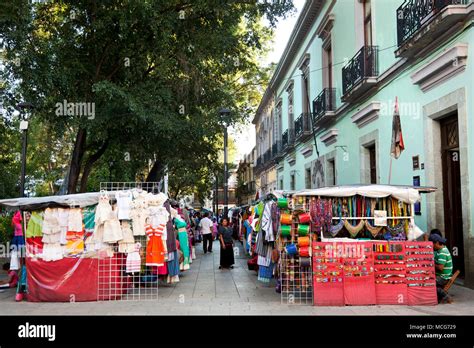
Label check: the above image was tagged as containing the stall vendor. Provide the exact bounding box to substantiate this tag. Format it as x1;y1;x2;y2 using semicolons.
0;263;18;290
430;234;453;304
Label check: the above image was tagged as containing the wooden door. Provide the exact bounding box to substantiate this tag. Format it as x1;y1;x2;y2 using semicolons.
441;114;464;276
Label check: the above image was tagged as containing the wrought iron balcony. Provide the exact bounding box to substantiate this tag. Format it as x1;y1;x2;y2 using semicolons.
281;128;295;151
254;156;263;174
287;128;295;148
342;46;378;101
294;113;312;140
312;88;336;128
396;0;470;57
249;181;256;193
263;149;272;163
282;130;289;149
272;141;281;158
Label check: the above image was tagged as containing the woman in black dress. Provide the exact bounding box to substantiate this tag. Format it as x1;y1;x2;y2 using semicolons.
218;218;235;269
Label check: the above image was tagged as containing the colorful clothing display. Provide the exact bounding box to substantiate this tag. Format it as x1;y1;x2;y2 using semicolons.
7;188;199;300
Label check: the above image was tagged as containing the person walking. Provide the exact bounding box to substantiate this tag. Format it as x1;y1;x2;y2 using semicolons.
199;212;214;254
212;217;218;241
194;213;202;243
218;217;235;269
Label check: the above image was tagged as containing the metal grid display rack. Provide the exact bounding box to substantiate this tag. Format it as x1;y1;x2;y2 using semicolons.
280;200;313;305
97;182;163;301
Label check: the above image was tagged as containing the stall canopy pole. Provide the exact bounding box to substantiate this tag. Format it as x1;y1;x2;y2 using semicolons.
388;157;393;185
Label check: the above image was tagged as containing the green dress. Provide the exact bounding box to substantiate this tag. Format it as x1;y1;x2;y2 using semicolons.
26;211;43;238
83;205;97;231
175;219;190;270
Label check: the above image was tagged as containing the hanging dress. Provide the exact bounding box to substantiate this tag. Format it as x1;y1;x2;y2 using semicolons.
116;190;133;220
103;207;123;243
118;221;136;253
126;242;142;274
41;208;64;261
11;211;25;248
57;208;69;245
26;211;44;255
145;224;166;267
129;196;148;236
176;223;190;270
86;194;111;251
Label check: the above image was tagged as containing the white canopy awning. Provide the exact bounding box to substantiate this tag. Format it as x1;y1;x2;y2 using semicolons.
293;185;422;204
0;191;118;210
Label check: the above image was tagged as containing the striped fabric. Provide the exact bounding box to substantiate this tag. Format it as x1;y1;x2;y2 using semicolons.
126;251;141;273
258;262;274;283
435;246;453;280
255;229;266;256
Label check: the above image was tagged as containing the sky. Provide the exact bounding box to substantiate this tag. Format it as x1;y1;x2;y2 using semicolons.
231;0;305;161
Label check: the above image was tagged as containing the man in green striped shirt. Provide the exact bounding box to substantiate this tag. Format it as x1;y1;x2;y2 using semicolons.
430;234;453;304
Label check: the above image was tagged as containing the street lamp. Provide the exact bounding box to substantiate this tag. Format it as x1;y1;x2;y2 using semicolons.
219;107;231;218
15;102;34;197
214;173;218;214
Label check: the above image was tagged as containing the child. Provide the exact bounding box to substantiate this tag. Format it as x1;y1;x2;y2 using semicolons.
0;263;19;289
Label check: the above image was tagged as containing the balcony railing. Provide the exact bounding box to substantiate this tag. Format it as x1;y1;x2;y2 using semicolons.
272;141;281;158
342;46;378;97
248;181;256;193
294;113;312;140
263;149;271;163
312;88;336;126
288;128;295;148
281;128;295;151
282;130;289;149
397;0;469;47
254;156;263;175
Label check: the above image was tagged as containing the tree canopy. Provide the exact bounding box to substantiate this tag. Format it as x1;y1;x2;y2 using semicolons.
0;0;293;201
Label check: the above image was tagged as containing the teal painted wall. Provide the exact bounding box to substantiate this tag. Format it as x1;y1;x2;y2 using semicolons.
263;0;474;286
271;1;474;234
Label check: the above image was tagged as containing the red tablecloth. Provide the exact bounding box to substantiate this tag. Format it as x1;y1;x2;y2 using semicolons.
312;241;437;306
26;255;130;302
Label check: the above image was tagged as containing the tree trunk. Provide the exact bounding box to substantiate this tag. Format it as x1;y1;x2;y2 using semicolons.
67;129;87;194
146;160;164;182
79;140;109;193
173;188;181;200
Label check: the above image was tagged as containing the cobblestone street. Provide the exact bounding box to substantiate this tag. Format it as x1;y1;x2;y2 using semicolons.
1;241;473;315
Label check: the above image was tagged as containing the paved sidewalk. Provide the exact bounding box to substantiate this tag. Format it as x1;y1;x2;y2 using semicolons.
1;240;473;315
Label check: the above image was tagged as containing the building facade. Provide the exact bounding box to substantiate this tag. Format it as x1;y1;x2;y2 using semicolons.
254;0;474;286
253;94;278;198
236;147;257;205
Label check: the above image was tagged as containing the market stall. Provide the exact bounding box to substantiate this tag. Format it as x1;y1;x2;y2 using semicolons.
294;185;436;306
0;184;194;302
271;185;437;306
